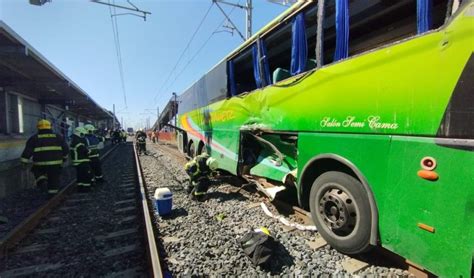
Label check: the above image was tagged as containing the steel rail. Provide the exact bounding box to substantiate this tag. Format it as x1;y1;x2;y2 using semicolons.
133;142;162;277
0;144;119;257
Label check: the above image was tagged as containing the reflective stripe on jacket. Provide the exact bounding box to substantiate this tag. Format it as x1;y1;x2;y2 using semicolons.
185;154;210;180
70;135;90;166
21;130;69;166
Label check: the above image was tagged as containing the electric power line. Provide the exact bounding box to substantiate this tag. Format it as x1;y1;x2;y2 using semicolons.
153;2;215;104
163;2;241;94
108;0;128;108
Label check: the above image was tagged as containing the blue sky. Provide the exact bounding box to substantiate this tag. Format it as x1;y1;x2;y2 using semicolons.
0;0;287;129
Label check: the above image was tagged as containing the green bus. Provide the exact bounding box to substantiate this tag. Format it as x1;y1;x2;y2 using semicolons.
174;0;473;276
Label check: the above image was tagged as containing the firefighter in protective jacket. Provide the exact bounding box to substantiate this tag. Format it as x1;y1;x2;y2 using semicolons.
135;129;147;155
21;119;69;194
184;153;218;201
84;124;105;182
70;127;93;189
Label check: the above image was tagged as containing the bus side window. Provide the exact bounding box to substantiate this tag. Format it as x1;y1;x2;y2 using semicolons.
261;22;293;84
260;3;319;85
322;0;449;65
228;47;258;96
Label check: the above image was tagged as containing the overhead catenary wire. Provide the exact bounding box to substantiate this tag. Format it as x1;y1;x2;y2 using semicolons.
153;2;215;104
163;1;241;96
108;0;128;109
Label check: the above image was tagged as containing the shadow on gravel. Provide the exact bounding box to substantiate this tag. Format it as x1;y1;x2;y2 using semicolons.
206;190;249;203
161;207;189;220
351;246;414;273
262;240;294;274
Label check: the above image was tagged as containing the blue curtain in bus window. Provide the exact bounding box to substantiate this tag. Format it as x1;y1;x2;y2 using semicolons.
227;60;237;96
334;0;349;62
290;12;307;76
252;44;263;88
259;40;272;86
417;0;432;34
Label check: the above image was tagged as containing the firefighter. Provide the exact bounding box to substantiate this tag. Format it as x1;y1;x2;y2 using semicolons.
184;153;218;201
135;128;147;155
121;129;127;143
21;119;69;194
112;129;121;145
84;124;104;182
70;126;93;190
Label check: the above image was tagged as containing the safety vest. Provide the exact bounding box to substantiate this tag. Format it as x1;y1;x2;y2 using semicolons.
70;135;90;166
21;130;69;166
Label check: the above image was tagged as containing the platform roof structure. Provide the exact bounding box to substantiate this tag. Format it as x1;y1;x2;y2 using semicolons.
0;21;112;120
152;98;177;130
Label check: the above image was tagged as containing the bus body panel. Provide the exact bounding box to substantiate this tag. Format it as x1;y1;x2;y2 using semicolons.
297;132;474;277
176;4;474;276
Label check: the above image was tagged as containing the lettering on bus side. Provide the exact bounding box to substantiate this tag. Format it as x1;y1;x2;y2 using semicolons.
210;110;236;123
320;116;399;130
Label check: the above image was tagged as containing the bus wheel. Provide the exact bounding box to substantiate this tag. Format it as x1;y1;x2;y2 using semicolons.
309;171;372;254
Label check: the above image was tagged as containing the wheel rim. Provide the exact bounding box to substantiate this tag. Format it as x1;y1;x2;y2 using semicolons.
318;187;357;237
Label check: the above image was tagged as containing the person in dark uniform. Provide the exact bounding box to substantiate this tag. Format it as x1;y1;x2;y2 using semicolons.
135;129;147;155
21;119;69;194
70;126;93;190
184;153;218;201
84;124;105;182
112;129;121;145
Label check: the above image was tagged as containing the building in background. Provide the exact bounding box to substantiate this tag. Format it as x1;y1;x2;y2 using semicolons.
0;21;113;198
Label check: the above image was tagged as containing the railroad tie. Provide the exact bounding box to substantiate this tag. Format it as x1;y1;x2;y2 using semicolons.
0;264;63;277
114;198;135;205
103;244;138;257
94;228;138;241
115;205;136;213
14;243;49;254
103;267;145;278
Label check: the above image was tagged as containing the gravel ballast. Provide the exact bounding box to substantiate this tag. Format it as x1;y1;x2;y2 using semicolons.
142;142;412;277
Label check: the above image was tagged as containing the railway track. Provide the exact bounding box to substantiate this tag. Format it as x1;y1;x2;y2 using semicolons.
0;143;161;277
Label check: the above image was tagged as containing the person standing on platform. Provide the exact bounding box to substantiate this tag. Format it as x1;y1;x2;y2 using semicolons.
70;127;93;190
20;119;69;195
84;124;105;182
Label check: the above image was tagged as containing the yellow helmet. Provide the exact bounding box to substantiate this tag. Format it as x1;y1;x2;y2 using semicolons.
37;119;52;130
74;127;87;137
255;227;271;236
84;124;96;133
206;157;218;171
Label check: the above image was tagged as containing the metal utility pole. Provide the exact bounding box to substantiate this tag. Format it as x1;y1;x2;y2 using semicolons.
213;0;252;40
172;92;178;128
157;107;160;130
113;104;116;129
246;0;252;39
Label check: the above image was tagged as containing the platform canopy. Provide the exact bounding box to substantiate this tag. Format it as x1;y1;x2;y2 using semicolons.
0;21;113;120
152;98;177;130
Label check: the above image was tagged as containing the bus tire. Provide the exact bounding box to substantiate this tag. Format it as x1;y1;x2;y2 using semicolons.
309;171;372;254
